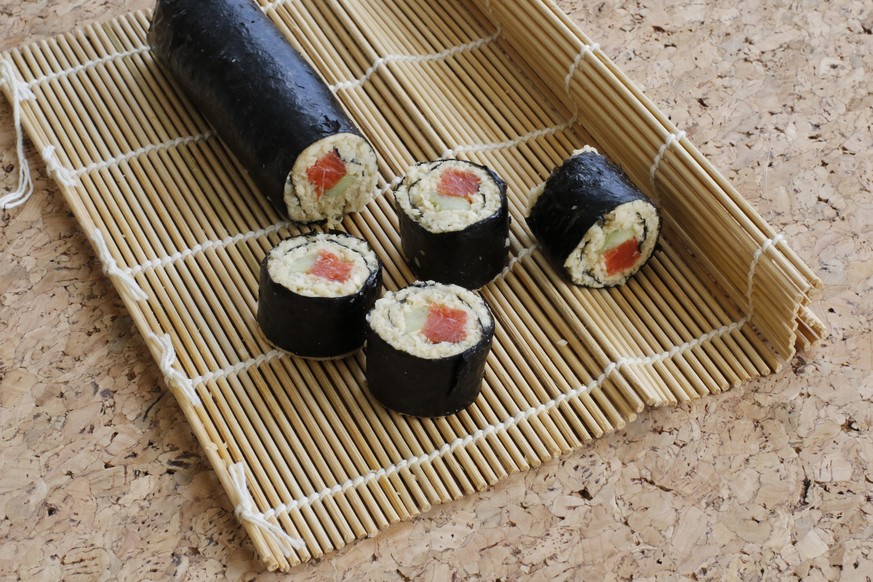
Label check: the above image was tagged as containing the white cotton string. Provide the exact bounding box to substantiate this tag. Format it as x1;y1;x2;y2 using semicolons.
130;220;291;276
41;145;77;187
491;246;536;284
191;349;286;387
146;332;201;407
125;176;401;277
441;114;577;159
0;59;37;211
72;131;214;179
25;46;150;88
649;130;686;190
90;229;149;301
228;463;306;554
0;44;149;208
259;0;291;12
564;42;599;94
745;233;785;318
524;181;547;216
330;24;502;92
255;312;747;520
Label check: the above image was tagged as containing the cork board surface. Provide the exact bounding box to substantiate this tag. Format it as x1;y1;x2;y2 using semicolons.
1;0;869;580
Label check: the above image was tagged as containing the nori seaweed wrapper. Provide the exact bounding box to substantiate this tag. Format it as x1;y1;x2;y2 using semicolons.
526;150;658;282
365;294;494;418
398;161;510;290
257;238;382;359
149;0;365;215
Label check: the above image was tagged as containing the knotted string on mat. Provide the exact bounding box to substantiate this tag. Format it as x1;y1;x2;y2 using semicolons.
146;332;201;407
745;233;785;318
90;229;149;301
227;462;306;555
41;145;77;187
0;59;36;210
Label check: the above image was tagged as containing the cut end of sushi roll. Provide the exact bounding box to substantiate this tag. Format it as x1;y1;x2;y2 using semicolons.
564;198;660;287
365;282;494;417
367;282;492;360
258;232;382;358
267;232;379;298
285;133;379;224
395;160;504;234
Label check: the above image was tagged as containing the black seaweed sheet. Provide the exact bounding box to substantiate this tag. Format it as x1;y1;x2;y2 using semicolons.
398;161;510;290
526;150;659;285
257;240;382;359
149;0;364;215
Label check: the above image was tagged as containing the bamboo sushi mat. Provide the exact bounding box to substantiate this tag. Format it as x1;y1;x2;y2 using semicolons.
0;0;824;572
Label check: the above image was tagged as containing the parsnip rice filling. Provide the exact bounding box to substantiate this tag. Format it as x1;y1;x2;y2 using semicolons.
267;233;377;297
368;283;492;359
564;199;659;287
284;133;378;223
396;161;502;233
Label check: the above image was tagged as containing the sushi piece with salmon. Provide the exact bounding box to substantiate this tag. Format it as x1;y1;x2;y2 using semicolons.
258;233;382;358
365;282;494;417
394;160;509;289
149;0;379;224
526;147;661;288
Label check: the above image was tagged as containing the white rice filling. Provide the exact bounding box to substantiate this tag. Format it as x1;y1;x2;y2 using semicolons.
395;160;502;233
284;133;379;223
367;282;492;359
564;199;660;287
267;233;378;298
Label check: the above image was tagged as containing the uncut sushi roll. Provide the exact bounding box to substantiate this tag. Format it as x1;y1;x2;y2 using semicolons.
366;282;494;417
526;147;661;288
149;0;379;224
394;160;509;289
258;233;381;359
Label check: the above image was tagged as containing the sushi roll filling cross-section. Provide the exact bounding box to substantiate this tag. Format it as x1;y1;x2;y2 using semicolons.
398;161;503;233
288;134;378;223
266;235;374;298
389;293;480;356
568;198;657;285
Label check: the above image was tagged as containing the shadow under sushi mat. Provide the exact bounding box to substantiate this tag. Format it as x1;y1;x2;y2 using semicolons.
365;282;495;417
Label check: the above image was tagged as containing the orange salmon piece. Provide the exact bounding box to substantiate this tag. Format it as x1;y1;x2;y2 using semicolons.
309;250;354;282
437;168;480;202
603;238;641;276
306;150;347;198
422;303;468;344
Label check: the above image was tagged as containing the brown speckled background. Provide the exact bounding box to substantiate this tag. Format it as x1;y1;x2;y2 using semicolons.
1;1;870;580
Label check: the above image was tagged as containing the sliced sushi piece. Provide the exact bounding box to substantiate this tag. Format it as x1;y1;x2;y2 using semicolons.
526;147;661;287
366;282;494;417
149;0;379;224
258;232;382;358
394;160;509;289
